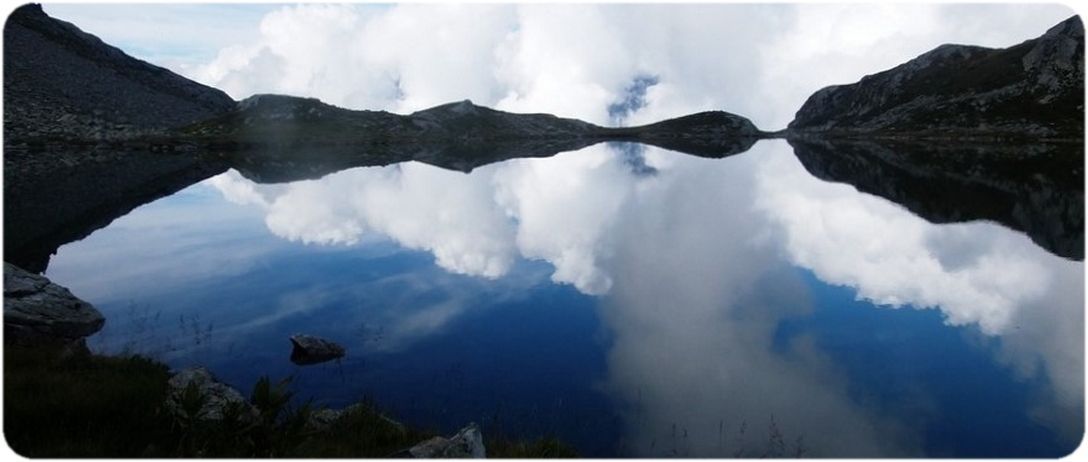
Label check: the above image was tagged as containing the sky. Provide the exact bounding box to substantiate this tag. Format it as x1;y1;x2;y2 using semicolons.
39;2;1078;130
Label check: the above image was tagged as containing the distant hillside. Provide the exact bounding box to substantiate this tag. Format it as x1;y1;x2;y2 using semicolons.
789;16;1084;140
183;94;763;157
3;4;235;142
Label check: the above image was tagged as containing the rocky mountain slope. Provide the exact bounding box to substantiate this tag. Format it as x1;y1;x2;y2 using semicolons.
789;16;1084;139
183;94;763;151
3;4;235;143
178;94;765;175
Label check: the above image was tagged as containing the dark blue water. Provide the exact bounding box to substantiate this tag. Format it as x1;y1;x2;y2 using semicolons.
45;140;1084;457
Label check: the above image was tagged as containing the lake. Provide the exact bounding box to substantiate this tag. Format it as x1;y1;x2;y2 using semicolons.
43;139;1083;457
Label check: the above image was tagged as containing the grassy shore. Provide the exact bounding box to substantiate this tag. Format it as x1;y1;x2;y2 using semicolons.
4;344;576;458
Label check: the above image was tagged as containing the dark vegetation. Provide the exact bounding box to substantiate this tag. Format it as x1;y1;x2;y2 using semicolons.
3;344;577;458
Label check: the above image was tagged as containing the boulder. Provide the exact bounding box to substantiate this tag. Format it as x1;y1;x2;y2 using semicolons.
289;334;345;365
3;262;104;344
164;367;258;423
305;408;345;432
407;423;486;458
305;403;408;433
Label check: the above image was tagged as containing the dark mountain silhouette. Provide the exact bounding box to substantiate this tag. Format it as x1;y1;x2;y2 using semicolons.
3;4;235;143
789;16;1084;140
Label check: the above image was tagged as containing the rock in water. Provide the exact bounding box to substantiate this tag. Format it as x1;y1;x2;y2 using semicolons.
164;367;258;422
408;423;487;458
789;16;1084;139
289;334;346;365
3;262;104;344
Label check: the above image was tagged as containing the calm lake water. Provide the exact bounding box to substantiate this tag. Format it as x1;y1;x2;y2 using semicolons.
45;139;1083;457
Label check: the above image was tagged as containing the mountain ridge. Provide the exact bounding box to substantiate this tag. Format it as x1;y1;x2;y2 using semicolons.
788;15;1084;140
3;4;235;142
5;3;1083;150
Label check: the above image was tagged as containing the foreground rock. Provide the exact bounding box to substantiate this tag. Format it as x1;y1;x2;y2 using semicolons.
165;367;258;422
304;403;407;433
3;262;104;345
789;16;1084;139
289;334;346;365
407;423;487;458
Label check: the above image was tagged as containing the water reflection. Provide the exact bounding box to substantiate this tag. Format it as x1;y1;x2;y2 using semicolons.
44;139;1083;456
789;138;1084;260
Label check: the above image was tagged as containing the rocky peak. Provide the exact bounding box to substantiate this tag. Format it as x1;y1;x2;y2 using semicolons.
1023;16;1084;96
410;99;491;120
448;99;481;115
4;3;235;142
236;94;332;120
788;15;1084;139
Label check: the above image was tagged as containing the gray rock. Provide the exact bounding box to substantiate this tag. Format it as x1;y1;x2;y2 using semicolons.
164;367;258;422
289;334;346;365
4;4;235;143
305;408;344;432
304;402;408;434
789;15;1084;139
408;423;486;458
3;262;104;344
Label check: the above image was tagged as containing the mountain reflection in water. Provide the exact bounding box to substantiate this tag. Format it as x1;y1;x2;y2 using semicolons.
43;139;1083;457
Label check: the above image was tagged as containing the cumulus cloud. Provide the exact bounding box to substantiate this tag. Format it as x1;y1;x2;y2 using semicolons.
165;4;1075;129
752;145;1058;335
753;142;1083;442
207;163;518;279
199;137;1081;453
205;144;643;294
595;142;917;456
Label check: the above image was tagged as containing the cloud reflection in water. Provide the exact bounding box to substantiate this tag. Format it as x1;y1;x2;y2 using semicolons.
199;140;1081;455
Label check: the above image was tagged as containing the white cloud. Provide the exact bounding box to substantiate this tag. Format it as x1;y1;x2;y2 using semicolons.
206;164;518;279
751;142;1083;442
492;145;635;294
205;145;640;294
161;4;1075;129
752;145;1058;335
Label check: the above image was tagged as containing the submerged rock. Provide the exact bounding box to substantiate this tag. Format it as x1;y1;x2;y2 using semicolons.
289;334;346;365
3;262;104;344
407;423;486;458
164;367;258;422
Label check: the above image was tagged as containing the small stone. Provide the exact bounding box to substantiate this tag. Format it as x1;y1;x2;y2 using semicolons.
289;334;346;365
407;423;486;458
